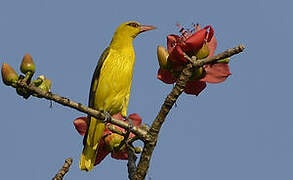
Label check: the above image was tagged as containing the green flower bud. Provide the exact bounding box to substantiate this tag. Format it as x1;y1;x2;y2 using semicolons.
104;133;124;151
217;58;230;63
20;53;35;75
157;45;170;69
195;43;210;59
38;75;45;81
190;67;205;80
32;77;43;87
37;75;52;92
134;146;143;154
1;63;18;86
44;79;52;91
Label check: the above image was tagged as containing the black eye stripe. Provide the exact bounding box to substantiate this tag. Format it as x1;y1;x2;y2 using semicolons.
127;22;139;28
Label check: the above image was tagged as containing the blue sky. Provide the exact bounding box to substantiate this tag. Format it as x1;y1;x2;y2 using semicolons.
1;0;293;179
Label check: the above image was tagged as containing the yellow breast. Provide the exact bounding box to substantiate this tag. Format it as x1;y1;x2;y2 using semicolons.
94;47;135;115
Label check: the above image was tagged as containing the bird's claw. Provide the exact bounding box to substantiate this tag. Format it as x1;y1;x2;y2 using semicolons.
102;111;112;123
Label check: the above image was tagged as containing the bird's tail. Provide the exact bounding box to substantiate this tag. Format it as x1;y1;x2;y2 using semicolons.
79;117;106;171
79;145;97;171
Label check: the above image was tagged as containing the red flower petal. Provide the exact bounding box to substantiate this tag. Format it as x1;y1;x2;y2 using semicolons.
205;25;214;42
157;68;176;84
111;113;124;121
201;63;231;83
183;28;207;53
184;80;206;96
111;151;128;160
128;113;142;127
104;113;143;138
73;112;144;166
207;36;217;57
167;34;181;53
73;117;88;136
195;24;201;31
168;45;188;64
103;113;124;136
94;140;110;165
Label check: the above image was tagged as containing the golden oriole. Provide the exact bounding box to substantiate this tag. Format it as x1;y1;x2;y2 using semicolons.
80;21;156;171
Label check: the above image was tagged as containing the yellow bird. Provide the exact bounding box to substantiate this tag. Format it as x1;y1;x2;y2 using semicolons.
80;21;156;171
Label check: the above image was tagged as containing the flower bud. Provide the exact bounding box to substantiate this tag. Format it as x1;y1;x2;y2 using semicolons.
37;75;52;92
1;63;18;86
32;78;43;87
38;75;45;81
73;117;88;136
20;53;35;74
195;43;210;59
190;67;205;80
157;45;170;69
217;58;230;63
44;79;52;90
104;133;124;151
134;146;143;154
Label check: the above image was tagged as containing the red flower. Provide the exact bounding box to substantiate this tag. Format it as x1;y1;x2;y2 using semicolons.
73;113;142;165
157;23;231;96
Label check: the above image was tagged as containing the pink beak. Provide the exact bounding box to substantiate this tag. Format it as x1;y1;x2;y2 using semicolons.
139;25;157;33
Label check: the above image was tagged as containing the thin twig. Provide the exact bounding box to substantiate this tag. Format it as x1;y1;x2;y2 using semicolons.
15;80;148;139
52;158;73;180
118;118;134;150
191;45;245;67
127;147;138;180
108;125;126;136
132;45;245;180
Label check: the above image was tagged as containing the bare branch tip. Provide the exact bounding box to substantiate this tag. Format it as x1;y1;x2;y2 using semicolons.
65;157;73;165
239;44;245;51
52;157;73;180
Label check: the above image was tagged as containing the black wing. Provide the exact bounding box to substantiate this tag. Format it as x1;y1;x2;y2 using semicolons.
83;47;110;145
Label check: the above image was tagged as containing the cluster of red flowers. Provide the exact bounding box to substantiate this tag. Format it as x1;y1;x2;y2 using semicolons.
73;113;142;165
157;23;231;95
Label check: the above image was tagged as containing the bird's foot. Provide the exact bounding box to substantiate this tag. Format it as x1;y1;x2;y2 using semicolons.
101;111;112;123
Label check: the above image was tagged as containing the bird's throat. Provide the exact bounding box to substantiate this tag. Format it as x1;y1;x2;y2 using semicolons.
109;34;134;51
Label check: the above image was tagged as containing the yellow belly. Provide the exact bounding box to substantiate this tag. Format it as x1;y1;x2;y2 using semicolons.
94;48;135;116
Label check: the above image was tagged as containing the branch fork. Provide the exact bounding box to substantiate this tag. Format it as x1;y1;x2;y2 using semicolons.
6;45;245;180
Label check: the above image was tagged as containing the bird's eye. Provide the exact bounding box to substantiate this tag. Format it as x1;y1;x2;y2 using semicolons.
127;22;139;28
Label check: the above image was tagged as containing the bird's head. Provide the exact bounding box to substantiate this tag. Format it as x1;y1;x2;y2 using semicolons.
114;21;156;39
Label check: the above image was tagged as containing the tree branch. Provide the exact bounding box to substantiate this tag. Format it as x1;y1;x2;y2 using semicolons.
191;44;245;67
132;45;245;180
15;80;148;139
127;147;138;180
8;44;244;180
52;158;73;180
